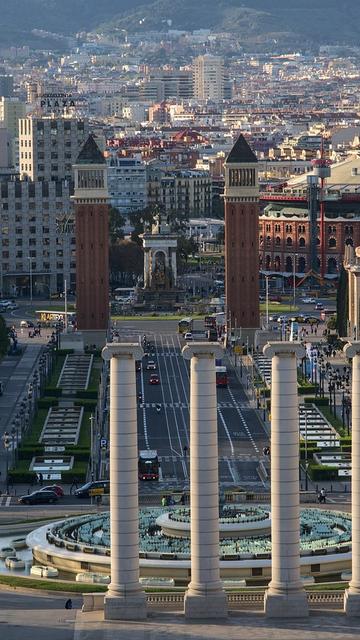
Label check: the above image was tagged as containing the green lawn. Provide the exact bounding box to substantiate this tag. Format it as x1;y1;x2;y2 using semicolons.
112;314;205;321
260;303;298;313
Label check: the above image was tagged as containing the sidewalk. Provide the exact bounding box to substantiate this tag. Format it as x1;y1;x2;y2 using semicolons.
0;342;43;490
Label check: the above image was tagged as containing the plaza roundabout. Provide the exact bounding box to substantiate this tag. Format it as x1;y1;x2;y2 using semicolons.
26;506;353;585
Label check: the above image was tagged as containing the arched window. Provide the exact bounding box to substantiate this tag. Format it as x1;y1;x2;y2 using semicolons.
328;237;336;248
286;256;293;272
286;236;293;246
298;256;306;272
346;237;354;246
275;236;281;246
299;237;306;247
316;237;320;245
327;257;337;274
266;235;271;245
274;255;281;271
265;255;271;269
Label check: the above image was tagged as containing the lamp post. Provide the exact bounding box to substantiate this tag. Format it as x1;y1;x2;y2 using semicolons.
265;275;269;329
28;257;33;307
293;253;298;310
90;414;95;481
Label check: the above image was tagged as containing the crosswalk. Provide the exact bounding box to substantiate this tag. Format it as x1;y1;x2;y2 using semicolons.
140;401;250;410
0;495;12;507
158;454;263;463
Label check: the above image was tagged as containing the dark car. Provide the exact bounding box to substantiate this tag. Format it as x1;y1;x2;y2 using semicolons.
74;480;110;499
149;373;160;385
39;484;64;497
18;490;59;505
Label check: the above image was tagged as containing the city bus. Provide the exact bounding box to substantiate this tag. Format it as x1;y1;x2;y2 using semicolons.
138;450;159;481
178;317;193;334
113;287;136;303
204;315;217;330
216;366;228;388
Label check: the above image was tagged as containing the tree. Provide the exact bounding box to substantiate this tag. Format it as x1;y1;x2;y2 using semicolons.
336;264;349;337
129;206;157;245
0;316;9;357
109;240;144;284
109;207;126;245
177;235;198;264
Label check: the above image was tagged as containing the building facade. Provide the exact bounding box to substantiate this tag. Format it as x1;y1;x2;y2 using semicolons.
107;154;148;215
19;117;89;182
224;135;260;329
193;55;224;102
148;166;212;218
0;179;74;297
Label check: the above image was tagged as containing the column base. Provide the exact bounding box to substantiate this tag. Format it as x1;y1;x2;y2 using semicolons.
344;588;360;616
184;589;228;619
104;592;147;621
264;589;309;618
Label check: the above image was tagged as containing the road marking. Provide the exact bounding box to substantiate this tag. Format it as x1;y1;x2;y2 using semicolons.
218;408;235;456
227;386;259;453
0;496;11;507
140;367;149;450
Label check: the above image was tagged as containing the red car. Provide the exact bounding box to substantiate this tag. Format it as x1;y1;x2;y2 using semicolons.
149;374;160;385
39;484;64;497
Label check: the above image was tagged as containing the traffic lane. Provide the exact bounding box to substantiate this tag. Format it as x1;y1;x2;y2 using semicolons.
0;593;77;640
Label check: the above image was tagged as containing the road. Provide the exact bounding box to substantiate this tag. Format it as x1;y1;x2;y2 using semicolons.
118;322;269;491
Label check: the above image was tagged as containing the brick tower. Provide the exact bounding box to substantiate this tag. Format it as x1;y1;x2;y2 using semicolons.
73;135;109;343
224;135;260;330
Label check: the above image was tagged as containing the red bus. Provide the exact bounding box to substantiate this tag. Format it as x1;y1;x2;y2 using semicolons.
216;366;228;388
204;315;217;329
138;450;159;481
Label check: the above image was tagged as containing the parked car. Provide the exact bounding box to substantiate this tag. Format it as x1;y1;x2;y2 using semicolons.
74;480;110;499
39;484;64;497
20;320;34;328
301;297;316;304
146;361;157;371
18;490;59;505
149;373;160;385
315;303;324;311
184;332;193;340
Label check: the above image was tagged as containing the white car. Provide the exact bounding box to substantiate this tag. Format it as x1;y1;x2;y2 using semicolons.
146;361;157;371
184;332;193;341
301;297;316;304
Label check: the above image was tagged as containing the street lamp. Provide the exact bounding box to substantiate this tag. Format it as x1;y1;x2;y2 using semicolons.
28;257;33;307
293;253;298;310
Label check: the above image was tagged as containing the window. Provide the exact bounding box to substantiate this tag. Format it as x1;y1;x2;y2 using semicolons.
299;237;306;247
275;236;281;246
328;237;336;248
286;237;293;247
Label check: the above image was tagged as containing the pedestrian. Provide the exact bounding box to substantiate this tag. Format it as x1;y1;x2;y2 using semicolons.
320;488;326;504
65;599;72;610
161;495;167;508
39;472;43;486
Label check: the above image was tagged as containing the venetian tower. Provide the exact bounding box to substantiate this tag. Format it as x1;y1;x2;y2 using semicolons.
224;135;260;331
73;135;109;345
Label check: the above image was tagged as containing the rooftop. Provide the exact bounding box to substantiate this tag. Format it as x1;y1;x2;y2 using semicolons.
226;134;258;164
76;135;106;165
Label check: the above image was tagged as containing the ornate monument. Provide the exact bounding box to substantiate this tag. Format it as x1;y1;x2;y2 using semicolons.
138;210;185;309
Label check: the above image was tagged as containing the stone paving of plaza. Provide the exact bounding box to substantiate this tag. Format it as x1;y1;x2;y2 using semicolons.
73;610;360;640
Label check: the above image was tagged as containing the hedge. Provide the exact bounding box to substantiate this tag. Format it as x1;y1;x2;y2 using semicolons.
76;389;97;399
56;349;74;356
37;397;59;409
43;386;62;397
308;463;339;481
304;397;329;406
298;385;318;395
75;399;97;410
8;470;38;484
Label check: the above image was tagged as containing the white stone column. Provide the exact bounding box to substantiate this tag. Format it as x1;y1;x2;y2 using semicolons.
101;343;146;620
143;249;150;288
171;249;177;286
263;341;308;618
182;342;227;619
344;341;360;615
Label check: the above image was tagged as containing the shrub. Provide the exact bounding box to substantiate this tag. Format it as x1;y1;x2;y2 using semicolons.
37;397;59;409
75;399;97;410
76;389;97;399
304;397;329;406
43;387;62;397
308;463;338;481
298;385;318;395
56;349;74;356
8;470;38;484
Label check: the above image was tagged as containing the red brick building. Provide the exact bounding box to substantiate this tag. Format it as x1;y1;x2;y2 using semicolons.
224;135;260;328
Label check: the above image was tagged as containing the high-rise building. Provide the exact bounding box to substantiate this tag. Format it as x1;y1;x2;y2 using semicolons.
73;135;109;337
224;135;260;329
0;75;14;98
107;153;148;215
18;117;89;182
0;97;26;167
193;55;224;102
140;70;193;102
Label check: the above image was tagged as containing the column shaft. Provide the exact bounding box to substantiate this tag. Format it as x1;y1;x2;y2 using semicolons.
344;343;360;615
183;343;227;619
102;344;146;621
108;355;140;594
263;342;308;618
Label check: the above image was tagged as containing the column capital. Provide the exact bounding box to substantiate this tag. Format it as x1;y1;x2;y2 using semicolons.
102;343;143;362
263;341;305;359
182;342;223;360
344;341;360;359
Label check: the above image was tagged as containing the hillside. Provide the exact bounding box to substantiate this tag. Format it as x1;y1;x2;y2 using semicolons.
0;0;359;48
